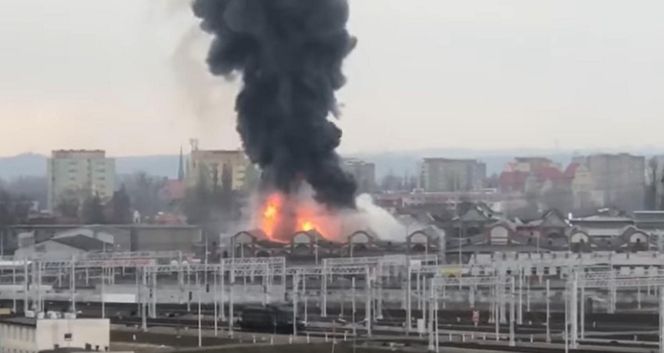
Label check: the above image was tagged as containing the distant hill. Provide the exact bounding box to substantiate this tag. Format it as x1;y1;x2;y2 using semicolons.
2;147;663;181
0;153;181;180
115;155;181;179
352;147;664;178
0;153;47;180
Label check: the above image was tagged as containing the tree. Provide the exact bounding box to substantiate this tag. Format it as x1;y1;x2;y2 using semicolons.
121;172;168;218
183;167;211;225
380;172;403;192
111;184;132;223
55;189;81;220
6;176;47;210
646;157;660;210
81;194;106;224
0;189;31;225
182;164;243;231
485;173;499;189
541;185;573;214
218;163;235;213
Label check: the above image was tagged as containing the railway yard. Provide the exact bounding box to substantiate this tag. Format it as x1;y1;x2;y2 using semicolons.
2;251;664;352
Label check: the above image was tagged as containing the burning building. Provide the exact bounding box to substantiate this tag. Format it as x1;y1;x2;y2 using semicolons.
256;191;347;242
193;0;359;242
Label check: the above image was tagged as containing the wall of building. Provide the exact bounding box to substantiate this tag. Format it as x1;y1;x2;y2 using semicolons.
512;157;556;172
14;240;87;260
420;158;485;192
0;323;37;353
5;225;200;256
343;159;376;194
186;149;254;191
36;319;110;351
47;150;115;210
574;154;645;211
130;227;203;252
571;164;595;210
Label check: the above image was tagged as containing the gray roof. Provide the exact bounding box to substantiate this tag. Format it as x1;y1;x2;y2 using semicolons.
0;316;37;327
50;235;109;252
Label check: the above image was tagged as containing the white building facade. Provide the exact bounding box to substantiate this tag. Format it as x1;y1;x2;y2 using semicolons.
47;150;115;210
0;317;110;353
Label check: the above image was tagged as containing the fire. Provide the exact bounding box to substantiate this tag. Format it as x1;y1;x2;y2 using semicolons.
264;204;277;218
300;220;315;232
257;192;339;242
260;194;283;240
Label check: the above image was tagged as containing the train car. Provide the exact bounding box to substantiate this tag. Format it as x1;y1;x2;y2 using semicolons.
239;304;304;333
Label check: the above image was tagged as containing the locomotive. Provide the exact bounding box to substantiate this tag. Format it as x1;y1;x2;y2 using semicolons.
239;304;305;333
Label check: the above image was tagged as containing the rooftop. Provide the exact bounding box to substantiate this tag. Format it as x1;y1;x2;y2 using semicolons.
51;150;106;158
423;157;480;163
9;224;200;230
52;149;105;153
191;149;245;157
0;316;36;327
51;234;111;252
0;316;109;327
571;215;634;223
515;157;552;162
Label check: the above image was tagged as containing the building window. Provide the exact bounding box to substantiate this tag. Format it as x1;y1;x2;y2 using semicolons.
64;333;72;341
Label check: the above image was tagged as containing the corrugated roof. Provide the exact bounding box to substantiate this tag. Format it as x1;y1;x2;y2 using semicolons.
51;235;109;251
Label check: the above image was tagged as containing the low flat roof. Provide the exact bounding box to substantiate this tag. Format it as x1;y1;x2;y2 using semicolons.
9;224;200;230
0;317;109;327
0;316;36;327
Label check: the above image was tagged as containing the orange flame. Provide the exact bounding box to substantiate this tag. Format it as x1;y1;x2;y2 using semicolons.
260;194;283;240
300;220;315;232
258;192;341;242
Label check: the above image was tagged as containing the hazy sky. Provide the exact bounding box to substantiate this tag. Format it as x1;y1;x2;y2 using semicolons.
1;0;663;156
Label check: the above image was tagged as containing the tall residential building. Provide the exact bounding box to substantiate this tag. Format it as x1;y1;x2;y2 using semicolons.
572;153;646;211
420;158;486;192
47;150;115;210
186;149;255;191
343;158;376;194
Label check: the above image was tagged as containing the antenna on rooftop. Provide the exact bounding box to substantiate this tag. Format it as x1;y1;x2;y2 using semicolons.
189;138;199;152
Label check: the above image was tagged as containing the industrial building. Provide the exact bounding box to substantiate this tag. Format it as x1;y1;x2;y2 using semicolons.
13;228;116;260
0;225;202;257
0;316;110;353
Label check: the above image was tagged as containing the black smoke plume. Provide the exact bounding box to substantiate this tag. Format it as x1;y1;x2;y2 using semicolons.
192;0;357;208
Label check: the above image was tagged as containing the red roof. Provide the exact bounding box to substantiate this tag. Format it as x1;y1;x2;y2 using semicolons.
500;165;570;192
499;170;530;192
564;163;580;178
159;180;186;201
534;166;565;183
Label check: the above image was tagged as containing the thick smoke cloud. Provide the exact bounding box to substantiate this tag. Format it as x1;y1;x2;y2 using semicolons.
192;0;357;208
